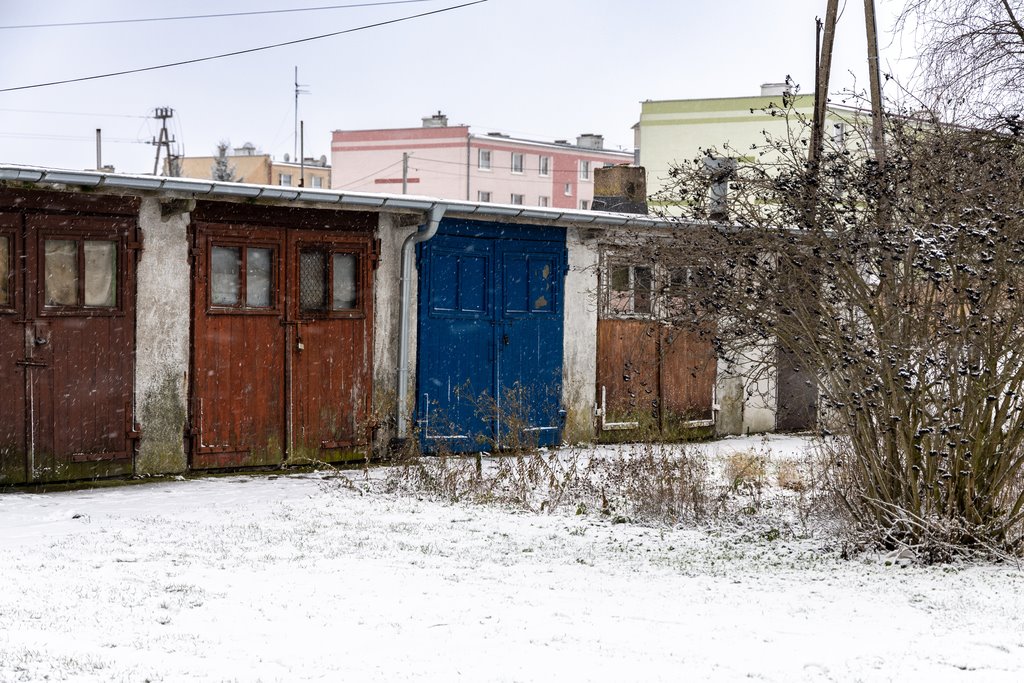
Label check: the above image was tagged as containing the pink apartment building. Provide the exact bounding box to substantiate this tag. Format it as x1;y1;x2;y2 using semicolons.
331;113;634;210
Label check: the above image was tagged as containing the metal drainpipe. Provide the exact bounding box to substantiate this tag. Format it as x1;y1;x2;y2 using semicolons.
396;202;447;441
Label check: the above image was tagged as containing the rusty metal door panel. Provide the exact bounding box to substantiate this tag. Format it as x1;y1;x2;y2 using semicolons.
24;214;137;482
660;325;717;427
288;231;374;462
776;346;818;431
191;224;286;469
596;319;661;432
0;213;26;484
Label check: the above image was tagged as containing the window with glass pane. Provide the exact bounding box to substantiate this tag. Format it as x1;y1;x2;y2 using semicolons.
634;266;653;314
84;241;117;307
45;240;78;306
246;247;272;307
0;235;9;307
332;253;357;309
300;250;327;311
211;246;241;306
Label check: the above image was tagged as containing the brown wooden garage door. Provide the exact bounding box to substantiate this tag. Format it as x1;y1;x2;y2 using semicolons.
596;260;716;441
190;218;375;469
1;211;138;484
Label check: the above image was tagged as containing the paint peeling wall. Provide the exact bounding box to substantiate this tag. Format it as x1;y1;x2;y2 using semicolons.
562;227;598;443
715;342;777;436
372;213;418;449
134;198;191;474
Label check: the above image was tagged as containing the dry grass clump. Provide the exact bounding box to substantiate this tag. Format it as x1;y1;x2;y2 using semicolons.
775;459;808;492
723;450;767;491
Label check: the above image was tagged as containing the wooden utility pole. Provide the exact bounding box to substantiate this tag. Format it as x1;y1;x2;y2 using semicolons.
864;0;886;165
810;0;840;167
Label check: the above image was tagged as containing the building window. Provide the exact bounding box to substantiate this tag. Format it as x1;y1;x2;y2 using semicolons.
579;200;589;210
538;196;549;207
210;245;275;310
311;176;323;188
564;182;573;196
605;263;653;316
478;191;492;202
579;160;591;180
279;173;292;186
478;149;491;170
511;152;524;174
510;193;525;205
43;238;118;309
539;156;551;176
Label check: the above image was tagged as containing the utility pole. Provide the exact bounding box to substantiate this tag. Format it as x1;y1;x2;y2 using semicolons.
402;152;409;194
150;107;177;176
864;0;886;166
299;120;305;187
95;128;102;171
294;67;309;162
810;0;840;168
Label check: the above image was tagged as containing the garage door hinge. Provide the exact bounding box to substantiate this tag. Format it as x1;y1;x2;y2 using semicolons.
371;238;381;270
127;235;144;252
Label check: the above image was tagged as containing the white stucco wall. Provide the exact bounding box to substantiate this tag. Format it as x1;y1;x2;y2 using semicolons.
372;213;419;449
134;198;191;474
715;341;777;436
562;227;599;443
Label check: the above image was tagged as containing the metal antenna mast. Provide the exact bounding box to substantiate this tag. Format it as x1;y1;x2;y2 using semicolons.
150;107;177;175
294;67;310;161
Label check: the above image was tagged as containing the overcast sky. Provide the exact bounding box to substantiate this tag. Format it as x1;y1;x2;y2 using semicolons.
0;1;912;174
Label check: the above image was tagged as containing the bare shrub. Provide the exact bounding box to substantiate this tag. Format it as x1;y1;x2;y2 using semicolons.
775;459;807;492
723;450;767;492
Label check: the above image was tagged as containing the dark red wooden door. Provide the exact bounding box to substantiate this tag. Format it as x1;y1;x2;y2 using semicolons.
190;223;374;469
289;231;374;461
191;224;287;468
24;214;137;482
0;213;26;484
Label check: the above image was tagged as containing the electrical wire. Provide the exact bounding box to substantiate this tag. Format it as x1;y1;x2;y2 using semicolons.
0;107;149;119
0;1;444;30
335;158;405;188
0;0;488;93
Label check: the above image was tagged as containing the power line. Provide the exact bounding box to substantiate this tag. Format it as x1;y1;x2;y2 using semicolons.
0;107;149;119
0;0;488;93
0;1;444;30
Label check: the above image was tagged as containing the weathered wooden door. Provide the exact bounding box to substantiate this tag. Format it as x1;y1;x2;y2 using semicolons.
289;230;374;461
0;213;138;483
0;213;26;483
191;220;375;469
191;224;287;468
596;260;717;441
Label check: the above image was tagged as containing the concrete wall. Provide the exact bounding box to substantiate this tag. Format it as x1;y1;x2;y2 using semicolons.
371;213;419;449
561;227;599;443
715;341;777;436
134;198;191;474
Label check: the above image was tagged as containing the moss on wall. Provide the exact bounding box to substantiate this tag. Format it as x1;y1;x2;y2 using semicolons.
136;371;187;475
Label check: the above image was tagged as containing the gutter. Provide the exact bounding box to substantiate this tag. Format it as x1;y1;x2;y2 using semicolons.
395;203;446;442
0;165;679;231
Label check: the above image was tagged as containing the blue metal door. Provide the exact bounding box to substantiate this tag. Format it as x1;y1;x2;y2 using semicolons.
416;220;565;452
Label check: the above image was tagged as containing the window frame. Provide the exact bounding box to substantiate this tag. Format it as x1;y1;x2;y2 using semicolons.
579;159;591;181
206;237;281;316
294;242;366;320
511;152;524;174
538;156;551;177
602;257;657;319
564;182;573;196
37;232;126;318
510;193;525;205
0;228;14;313
279;173;293;186
538;196;549;207
478;148;492;171
477;190;492;203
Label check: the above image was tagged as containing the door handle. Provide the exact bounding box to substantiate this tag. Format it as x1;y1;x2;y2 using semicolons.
502;334;509;346
34;337;48;346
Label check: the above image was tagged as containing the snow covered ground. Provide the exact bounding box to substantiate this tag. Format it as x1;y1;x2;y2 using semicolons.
1;435;1022;682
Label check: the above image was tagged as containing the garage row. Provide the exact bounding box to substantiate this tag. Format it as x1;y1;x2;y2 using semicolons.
0;167;795;484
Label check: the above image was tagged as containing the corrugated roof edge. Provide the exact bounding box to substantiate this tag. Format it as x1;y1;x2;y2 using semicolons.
0;164;690;231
